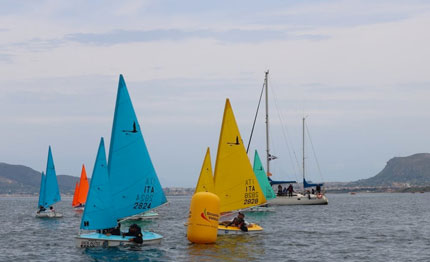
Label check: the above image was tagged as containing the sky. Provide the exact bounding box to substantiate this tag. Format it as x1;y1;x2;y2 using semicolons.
0;0;430;187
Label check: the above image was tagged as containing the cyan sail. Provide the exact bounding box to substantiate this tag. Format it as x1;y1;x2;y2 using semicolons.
37;172;46;208
303;178;324;188
108;75;167;220
81;138;117;230
253;150;276;200
42;146;61;207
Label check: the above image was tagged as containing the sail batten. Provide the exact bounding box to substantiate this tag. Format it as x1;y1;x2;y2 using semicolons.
214;99;266;213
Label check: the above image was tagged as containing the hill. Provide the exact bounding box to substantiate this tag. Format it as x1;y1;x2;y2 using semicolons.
350;153;430;187
0;162;78;195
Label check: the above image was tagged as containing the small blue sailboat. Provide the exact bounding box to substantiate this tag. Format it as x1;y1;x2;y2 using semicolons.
76;75;167;247
36;146;62;218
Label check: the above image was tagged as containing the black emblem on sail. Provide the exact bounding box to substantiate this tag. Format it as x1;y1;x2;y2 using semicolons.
122;122;138;133
84;221;89;227
227;136;240;145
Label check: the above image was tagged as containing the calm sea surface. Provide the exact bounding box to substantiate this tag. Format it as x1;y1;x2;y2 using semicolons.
0;193;429;262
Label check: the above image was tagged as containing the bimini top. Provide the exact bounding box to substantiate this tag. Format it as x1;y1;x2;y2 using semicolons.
268;177;297;185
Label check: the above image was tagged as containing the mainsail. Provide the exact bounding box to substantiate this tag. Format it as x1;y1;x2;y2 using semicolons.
253;150;276;200
195;147;214;193
38;172;46;208
107;75;167;220
81;138;116;230
72;182;79;206
214;99;266;213
42;146;61;208
77;165;89;205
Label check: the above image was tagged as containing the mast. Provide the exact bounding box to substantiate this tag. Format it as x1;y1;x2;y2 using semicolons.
265;70;270;175
302;116;305;191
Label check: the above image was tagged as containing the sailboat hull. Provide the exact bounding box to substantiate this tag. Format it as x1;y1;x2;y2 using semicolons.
35;211;63;218
75;232;162;248
269;194;328;205
119;211;159;222
217;224;263;235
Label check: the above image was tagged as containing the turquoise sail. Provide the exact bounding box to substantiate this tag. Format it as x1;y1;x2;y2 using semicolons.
108;75;167;220
81;138;117;230
253;150;276;200
42;146;61;207
37;172;46;208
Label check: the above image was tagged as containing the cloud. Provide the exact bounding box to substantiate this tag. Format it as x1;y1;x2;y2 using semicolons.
64;29;328;46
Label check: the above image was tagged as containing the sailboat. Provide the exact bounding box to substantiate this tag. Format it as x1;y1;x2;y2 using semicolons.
36;146;63;218
194;147;215;194
255;71;328;205
76;75;167;247
213;99;266;234
72;164;89;210
245;150;276;212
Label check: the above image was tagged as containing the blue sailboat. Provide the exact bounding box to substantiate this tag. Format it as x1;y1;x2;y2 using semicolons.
36;146;63;218
76;75;167;247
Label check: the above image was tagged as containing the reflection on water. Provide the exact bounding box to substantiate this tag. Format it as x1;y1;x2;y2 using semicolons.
0;194;430;261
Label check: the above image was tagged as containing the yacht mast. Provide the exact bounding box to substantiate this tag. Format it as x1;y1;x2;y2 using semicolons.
302;117;305;191
265;70;270;175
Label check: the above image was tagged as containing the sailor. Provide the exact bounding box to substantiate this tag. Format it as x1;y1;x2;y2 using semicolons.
316;184;321;194
49;206;56;214
287;184;294;197
37;205;46;214
282;187;288;196
109;223;121;236
277;184;283;196
221;212;248;232
123;224;143;244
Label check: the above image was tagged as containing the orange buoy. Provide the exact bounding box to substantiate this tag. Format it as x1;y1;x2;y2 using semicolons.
187;192;220;244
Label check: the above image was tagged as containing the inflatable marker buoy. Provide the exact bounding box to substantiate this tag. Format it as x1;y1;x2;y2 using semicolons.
187;192;220;244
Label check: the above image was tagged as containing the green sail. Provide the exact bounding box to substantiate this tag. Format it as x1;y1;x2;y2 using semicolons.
253;150;276;200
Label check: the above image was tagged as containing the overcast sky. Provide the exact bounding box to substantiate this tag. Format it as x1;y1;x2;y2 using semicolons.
1;0;429;187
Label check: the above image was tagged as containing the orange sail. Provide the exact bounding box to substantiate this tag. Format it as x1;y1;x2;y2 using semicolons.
77;164;89;206
72;182;80;206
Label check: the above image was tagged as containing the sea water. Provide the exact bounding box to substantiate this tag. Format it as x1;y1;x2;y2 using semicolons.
0;193;429;261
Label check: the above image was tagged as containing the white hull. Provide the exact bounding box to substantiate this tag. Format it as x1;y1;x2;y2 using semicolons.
73;206;85;211
119;211;159;222
268;194;328;205
35;211;63;218
75;232;162;248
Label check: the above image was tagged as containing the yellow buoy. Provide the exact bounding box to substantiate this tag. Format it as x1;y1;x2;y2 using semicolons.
187;192;220;244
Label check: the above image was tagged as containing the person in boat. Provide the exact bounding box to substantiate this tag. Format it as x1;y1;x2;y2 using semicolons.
110;223;121;236
316;184;321;194
122;224;143;244
282;187;288;196
277;184;283;196
287;184;294;197
220;212;248;232
49;206;56;215
311;188;315;194
37;205;46;213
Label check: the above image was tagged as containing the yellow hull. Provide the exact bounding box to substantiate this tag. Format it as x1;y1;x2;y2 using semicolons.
217;223;263;235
